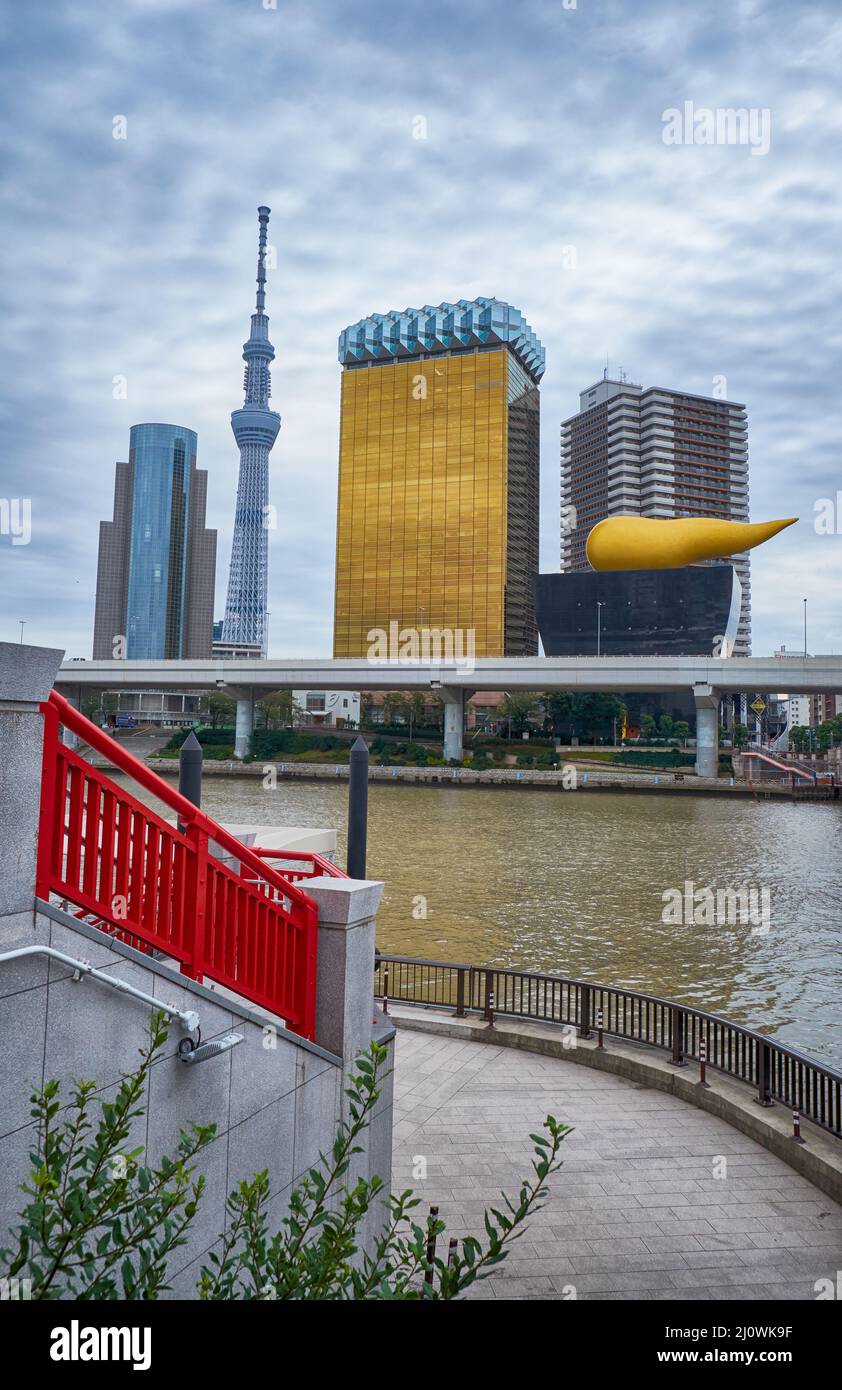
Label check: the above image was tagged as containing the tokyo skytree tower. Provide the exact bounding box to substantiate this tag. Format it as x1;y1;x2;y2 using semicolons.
222;206;281;653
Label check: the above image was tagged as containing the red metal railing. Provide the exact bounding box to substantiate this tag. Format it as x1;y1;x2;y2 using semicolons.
247;847;346;881
742;752;820;783
36;692;333;1040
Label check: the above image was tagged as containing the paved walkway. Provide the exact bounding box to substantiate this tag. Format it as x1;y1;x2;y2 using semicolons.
392;1029;842;1300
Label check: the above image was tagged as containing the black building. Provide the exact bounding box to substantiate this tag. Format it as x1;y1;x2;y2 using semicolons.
536;566;739;658
536;566;741;732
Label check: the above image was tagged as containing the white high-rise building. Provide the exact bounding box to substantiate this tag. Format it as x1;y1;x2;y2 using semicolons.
787;694;812;728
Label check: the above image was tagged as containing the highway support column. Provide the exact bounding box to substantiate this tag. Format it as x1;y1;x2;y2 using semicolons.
693;683;720;778
442;687;464;763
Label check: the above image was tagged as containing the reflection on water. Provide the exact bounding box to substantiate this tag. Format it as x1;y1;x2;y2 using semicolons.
135;775;842;1070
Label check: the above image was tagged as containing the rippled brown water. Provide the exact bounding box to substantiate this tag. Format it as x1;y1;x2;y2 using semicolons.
131;776;842;1070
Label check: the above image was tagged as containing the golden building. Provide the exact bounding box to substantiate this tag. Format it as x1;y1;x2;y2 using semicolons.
333;298;544;658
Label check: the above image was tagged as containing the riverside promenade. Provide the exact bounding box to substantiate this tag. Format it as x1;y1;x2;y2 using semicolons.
391;1020;842;1300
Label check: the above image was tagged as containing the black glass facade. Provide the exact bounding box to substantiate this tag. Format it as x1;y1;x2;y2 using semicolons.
536;565;737;658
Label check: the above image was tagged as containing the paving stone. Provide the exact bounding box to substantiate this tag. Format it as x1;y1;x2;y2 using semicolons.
393;1031;842;1302
642;1234;703;1254
653;1216;716;1236
571;1252;691;1274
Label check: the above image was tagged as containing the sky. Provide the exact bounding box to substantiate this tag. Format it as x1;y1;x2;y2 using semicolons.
1;0;841;660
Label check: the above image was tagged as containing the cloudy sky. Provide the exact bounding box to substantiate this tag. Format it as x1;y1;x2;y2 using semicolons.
2;0;841;660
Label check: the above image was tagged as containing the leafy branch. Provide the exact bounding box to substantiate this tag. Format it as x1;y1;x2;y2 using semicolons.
1;1014;214;1300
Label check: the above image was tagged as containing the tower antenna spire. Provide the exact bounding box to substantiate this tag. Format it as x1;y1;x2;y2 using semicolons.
256;205;270;314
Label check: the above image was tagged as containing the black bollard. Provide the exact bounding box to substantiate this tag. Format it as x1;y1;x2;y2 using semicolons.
347;734;369;878
178;730;203;832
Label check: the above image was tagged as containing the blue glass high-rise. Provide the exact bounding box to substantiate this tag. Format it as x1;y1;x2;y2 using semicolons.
93;420;216;659
125;423;196;658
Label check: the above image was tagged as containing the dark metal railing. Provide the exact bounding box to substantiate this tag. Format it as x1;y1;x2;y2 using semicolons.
375;955;842;1140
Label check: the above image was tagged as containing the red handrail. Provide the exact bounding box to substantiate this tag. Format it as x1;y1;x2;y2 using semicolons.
36;692;326;1039
248;847;346;879
742;751;818;783
46;693;320;904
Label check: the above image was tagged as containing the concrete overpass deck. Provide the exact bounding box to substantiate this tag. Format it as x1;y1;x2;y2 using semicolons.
53;655;842;771
56;654;842;695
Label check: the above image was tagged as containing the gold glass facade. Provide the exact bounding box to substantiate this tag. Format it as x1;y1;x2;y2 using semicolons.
333;347;539;658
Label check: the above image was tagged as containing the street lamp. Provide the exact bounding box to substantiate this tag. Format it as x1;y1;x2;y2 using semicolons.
19;620;26;645
596;601;604;657
803;598;807;658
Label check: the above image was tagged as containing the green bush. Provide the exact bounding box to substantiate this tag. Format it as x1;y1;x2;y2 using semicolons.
160;726;235;754
516;751;559;769
287;747;351;765
250;729;343;760
202;744;236;761
3;1027;570;1301
362;721;442;739
375;743;441;767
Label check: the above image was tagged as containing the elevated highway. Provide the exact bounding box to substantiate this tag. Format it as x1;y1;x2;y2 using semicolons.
54;655;842;772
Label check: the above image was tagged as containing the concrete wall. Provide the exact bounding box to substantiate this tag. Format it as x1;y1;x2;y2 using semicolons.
0;642;395;1298
0;903;394;1297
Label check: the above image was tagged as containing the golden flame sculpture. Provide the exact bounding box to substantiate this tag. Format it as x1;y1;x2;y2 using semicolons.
585;515;797;572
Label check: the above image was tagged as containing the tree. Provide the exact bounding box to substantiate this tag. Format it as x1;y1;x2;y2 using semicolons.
81;694;101;722
789;725;807;754
83;692;118;724
257;691;298;730
816;721;835;752
382;692;408;726
673;720;690;747
657;714;674;741
405;691;427;740
360;693;378;727
4;1030;571;1301
544;691;576;738
543;692;625;744
733;722;749;750
203;691;236;730
579;693;625;743
500;692;542;736
639;713;656;742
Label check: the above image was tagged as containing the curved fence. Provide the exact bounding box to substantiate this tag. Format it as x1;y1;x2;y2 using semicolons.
374;955;842;1140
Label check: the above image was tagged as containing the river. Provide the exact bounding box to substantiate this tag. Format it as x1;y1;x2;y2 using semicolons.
133;775;842;1070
